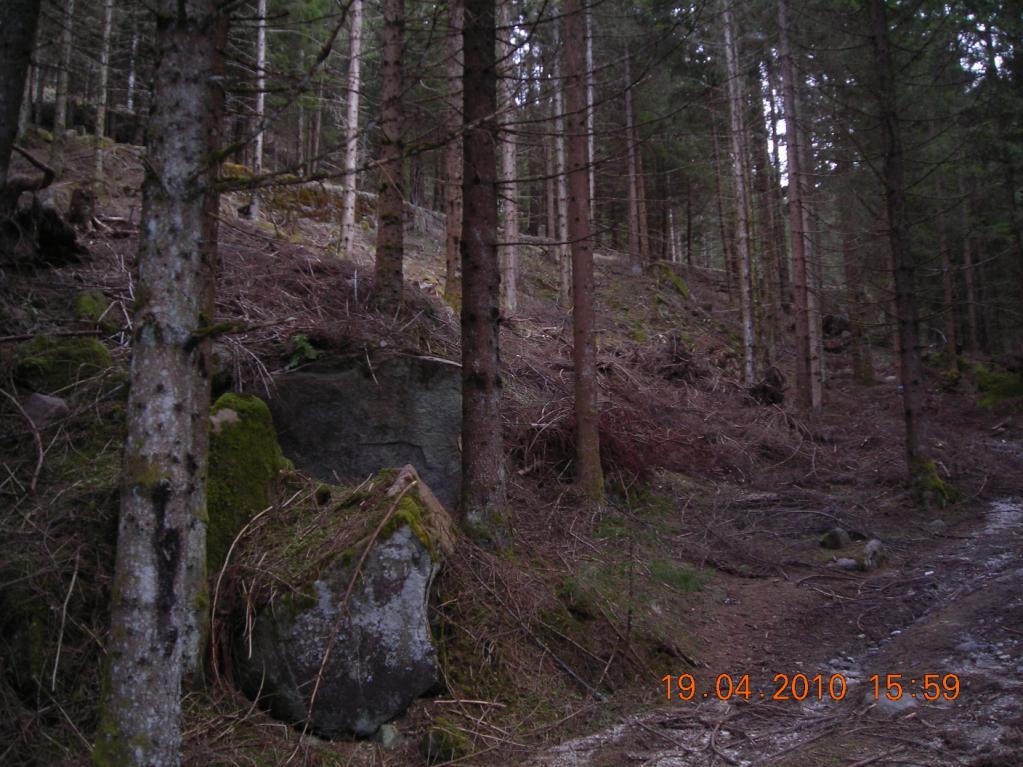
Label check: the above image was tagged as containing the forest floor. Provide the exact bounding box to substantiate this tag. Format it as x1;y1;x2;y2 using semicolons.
2;136;1022;766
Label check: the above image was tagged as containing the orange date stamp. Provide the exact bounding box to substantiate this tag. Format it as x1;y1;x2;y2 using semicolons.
661;673;961;703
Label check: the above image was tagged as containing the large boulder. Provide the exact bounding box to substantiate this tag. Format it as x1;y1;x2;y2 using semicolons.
269;353;462;510
235;466;456;738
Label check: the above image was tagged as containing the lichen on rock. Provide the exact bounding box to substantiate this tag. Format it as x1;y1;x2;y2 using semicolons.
233;465;457;738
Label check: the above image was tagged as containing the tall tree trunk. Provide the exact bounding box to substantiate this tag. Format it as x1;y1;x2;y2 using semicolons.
867;0;928;476
960;182;980;354
636;140;650;264
443;0;462;298
801;163;824;406
624;49;641;273
778;0;813;410
461;0;507;544
711;123;736;299
497;0;518;314
940;229;957;365
18;61;33;139
93;2;221;764
309;75;323;174
685;180;693;265
0;0;41;210
49;0;75;178
585;2;595;228
374;0;405;309
248;0;268;219
553;20;570;306
93;0;114;181
837;158;874;384
564;0;602;500
722;1;755;384
339;0;364;252
126;4;139;112
765;57;792;316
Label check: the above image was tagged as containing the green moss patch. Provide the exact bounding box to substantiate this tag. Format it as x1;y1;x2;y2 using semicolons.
911;459;961;509
973;363;1023;408
206;393;290;572
649;261;689;299
14;334;113;393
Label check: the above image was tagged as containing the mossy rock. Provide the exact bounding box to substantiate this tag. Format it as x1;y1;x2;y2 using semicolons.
649;261;689;299
75;289;119;332
973;363;1023;408
14;334;112;393
421;718;469;764
911;460;961;509
206;393;290;572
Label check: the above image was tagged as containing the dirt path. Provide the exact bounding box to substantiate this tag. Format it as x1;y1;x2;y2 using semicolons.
530;492;1023;767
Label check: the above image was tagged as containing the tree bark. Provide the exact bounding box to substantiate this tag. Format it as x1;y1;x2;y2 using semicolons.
93;1;221;763
722;1;755;384
585;2;595;228
49;0;75;178
867;0;928;475
0;0;41;209
339;0;364;250
461;0;507;544
248;0;267;219
564;0;603;500
778;0;813;410
553;20;570;306
374;0;405;309
497;0;518;314
443;0;463;299
940;229;957;365
93;0;114;182
960;182;980;354
837;158;874;384
624;49;641;273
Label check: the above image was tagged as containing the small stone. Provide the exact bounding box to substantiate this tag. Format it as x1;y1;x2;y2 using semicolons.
926;519;946;534
21;393;69;430
820;527;852;549
867;690;918;716
374;724;404;749
831;557;860;571
861;539;887;570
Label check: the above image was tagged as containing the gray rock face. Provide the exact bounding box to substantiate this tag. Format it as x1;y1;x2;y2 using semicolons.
269;354;462;510
238;524;440;738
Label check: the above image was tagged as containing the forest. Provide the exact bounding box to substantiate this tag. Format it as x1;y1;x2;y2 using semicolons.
1;0;1022;765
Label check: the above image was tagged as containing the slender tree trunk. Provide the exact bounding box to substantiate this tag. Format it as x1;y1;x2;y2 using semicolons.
711;124;736;299
553;21;570;306
837;159;874;384
685;181;693;265
309;75;323;174
636;140;650;264
778;0;813;410
49;0;75;178
18;62;33;139
545;129;556;240
722;1;755;384
766;58;792;317
93;2;221;764
443;0;463;298
339;0;364;252
940;229;957;365
126;5;139;112
248;0;267;219
374;0;405;309
801;165;824;406
960;183;980;354
461;0;507;544
497;0;518;314
624;50;641;273
867;0;928;475
585;2;595;228
564;0;602;500
1;0;41;208
93;0;114;182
